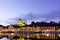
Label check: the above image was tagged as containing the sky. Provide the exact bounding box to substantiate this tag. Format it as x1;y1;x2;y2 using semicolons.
0;0;60;26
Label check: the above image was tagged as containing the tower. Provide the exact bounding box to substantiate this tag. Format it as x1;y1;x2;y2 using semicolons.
17;19;27;27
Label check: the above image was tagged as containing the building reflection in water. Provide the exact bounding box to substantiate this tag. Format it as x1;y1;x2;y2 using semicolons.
0;33;56;40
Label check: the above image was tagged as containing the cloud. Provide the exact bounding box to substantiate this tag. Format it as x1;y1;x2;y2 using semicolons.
8;9;60;24
43;9;60;22
9;12;43;21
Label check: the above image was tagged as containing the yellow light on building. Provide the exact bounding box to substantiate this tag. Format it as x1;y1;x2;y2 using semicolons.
2;29;8;31
11;33;14;35
46;29;49;31
46;34;49;37
17;37;25;40
59;34;60;37
17;19;27;27
27;36;29;38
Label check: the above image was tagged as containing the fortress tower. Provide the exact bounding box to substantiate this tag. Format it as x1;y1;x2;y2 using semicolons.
17;19;27;27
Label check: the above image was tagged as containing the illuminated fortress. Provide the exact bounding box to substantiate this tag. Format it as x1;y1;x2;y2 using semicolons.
0;19;57;33
0;19;60;39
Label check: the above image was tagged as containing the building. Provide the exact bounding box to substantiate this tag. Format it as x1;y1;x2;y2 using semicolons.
17;19;27;27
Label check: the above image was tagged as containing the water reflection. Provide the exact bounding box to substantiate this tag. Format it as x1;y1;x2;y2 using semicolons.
0;37;9;40
0;33;59;40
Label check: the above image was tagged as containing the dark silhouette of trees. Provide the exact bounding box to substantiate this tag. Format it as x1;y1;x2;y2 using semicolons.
30;21;36;27
29;21;60;26
0;21;60;27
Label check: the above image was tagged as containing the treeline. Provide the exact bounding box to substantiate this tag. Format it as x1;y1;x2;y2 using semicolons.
0;21;60;28
11;21;60;28
30;21;60;26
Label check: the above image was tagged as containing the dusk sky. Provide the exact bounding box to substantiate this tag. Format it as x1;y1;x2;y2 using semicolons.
0;0;60;26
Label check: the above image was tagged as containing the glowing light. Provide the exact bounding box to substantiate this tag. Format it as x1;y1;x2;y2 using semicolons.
5;30;8;31
17;38;25;40
59;34;60;37
17;19;26;27
27;36;29;38
11;33;14;35
46;34;49;37
46;29;49;31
